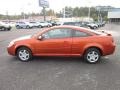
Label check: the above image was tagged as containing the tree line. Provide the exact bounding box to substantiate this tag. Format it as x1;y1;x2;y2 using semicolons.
0;6;108;21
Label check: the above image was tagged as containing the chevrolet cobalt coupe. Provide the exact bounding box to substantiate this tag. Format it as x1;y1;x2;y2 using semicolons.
7;26;115;63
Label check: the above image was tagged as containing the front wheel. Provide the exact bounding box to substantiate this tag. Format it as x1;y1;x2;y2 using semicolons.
16;26;21;29
84;48;101;64
16;47;32;62
48;25;50;27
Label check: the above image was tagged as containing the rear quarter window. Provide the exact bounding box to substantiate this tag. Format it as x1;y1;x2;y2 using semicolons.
73;30;91;37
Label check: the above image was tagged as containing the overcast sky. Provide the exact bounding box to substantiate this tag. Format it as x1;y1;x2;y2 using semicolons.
0;0;120;15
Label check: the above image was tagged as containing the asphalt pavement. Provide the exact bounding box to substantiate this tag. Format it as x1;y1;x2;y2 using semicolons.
0;24;120;90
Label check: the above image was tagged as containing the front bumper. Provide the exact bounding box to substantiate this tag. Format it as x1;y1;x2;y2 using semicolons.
7;45;16;56
103;43;116;56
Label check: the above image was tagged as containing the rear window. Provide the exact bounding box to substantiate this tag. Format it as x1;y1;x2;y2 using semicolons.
85;29;105;35
73;30;91;37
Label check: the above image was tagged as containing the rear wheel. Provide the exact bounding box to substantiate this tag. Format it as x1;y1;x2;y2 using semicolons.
26;25;30;29
38;25;41;28
94;26;97;29
84;48;101;64
16;47;32;62
7;28;11;31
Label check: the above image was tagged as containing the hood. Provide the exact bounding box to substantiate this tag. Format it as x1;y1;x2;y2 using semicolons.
12;35;32;42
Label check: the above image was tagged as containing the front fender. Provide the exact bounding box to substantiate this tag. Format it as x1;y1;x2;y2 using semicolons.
15;43;35;54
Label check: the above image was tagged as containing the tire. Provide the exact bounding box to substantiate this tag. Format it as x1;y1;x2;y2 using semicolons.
83;48;101;64
16;47;32;62
41;26;43;28
48;25;50;27
94;26;97;29
16;26;21;29
89;26;93;29
1;27;6;31
38;25;41;28
7;28;11;31
26;25;30;29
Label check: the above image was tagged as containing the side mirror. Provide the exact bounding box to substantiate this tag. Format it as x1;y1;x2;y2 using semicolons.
38;35;43;40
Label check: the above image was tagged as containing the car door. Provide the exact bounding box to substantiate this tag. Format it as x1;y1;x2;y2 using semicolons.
72;30;91;55
20;22;26;28
34;28;72;56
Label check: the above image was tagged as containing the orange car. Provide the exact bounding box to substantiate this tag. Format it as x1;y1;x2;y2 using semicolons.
7;25;115;63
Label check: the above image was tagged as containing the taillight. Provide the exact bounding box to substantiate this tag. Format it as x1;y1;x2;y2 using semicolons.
107;33;112;36
109;36;114;43
112;38;114;43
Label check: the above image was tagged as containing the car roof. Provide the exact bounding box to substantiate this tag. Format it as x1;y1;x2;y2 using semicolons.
50;25;103;35
33;25;100;38
43;25;93;34
49;25;88;30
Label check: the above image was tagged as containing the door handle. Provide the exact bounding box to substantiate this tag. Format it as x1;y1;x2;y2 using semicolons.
64;41;68;43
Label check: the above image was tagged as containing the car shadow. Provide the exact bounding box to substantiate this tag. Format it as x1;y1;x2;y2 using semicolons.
10;56;110;65
8;56;115;75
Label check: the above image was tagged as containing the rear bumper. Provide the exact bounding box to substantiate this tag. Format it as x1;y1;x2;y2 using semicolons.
103;43;116;56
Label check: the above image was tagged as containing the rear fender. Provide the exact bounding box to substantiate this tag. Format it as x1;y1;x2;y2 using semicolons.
82;43;104;55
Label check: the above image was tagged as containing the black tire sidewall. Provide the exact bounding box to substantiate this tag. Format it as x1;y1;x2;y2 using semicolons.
1;27;5;31
38;25;41;28
16;26;20;29
26;26;30;29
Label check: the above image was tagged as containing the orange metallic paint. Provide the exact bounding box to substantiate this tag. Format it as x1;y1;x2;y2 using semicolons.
7;25;115;57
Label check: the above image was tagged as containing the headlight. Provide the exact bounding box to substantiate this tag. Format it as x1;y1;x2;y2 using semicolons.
8;41;14;47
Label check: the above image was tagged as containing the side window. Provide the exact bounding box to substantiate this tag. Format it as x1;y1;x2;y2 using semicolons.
19;22;24;24
42;28;72;39
21;22;25;24
73;30;90;37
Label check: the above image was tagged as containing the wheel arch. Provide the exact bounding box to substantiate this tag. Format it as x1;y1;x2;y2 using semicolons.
15;45;33;55
83;45;103;56
16;25;21;28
